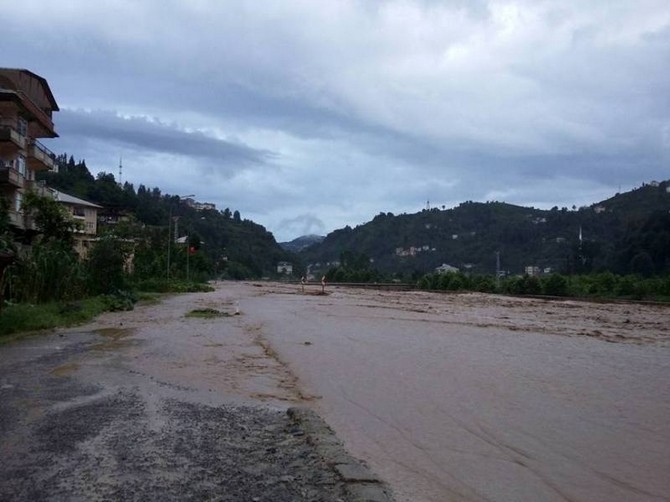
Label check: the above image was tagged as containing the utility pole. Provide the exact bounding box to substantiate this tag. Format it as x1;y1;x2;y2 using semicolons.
496;250;501;287
186;221;191;282
167;206;172;280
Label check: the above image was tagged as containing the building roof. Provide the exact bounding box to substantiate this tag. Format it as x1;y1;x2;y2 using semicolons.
0;68;59;111
52;190;102;209
0;68;60;138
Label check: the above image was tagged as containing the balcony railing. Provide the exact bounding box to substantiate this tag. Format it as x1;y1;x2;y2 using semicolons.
27;139;57;171
26;179;53;198
0;166;25;188
0;126;27;150
7;210;25;230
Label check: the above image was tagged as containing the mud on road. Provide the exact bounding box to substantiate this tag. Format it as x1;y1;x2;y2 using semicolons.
0;286;393;502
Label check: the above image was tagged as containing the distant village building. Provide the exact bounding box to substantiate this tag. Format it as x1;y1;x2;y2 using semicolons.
277;261;293;275
395;245;435;257
435;263;459;273
181;197;216;212
195;202;216;211
525;266;541;276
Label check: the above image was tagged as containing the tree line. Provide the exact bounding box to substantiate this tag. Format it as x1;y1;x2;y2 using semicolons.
0;153;295;308
324;251;670;302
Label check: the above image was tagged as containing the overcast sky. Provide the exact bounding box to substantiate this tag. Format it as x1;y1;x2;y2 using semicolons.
4;0;669;241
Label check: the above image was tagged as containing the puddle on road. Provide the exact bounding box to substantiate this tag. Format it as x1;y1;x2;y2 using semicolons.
50;362;80;377
95;327;136;340
91;327;137;351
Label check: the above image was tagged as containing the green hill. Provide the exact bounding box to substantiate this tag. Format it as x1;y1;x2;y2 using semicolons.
301;181;670;278
39;154;294;279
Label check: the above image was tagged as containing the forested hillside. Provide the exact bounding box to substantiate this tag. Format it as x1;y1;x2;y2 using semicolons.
301;181;670;278
39;154;294;279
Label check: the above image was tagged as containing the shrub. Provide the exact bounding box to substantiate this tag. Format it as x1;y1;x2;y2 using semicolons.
542;274;569;296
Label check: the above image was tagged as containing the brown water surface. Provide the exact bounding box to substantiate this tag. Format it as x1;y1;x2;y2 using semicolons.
64;282;670;501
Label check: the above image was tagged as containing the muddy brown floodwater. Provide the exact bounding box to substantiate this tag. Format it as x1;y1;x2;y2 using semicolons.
2;281;669;502
234;282;670;502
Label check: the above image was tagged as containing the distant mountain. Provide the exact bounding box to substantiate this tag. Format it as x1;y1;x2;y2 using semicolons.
300;181;670;278
280;234;325;253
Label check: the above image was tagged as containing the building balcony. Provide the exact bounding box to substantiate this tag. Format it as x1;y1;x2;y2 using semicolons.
0;167;25;188
7;210;26;230
27;139;57;171
25;179;53;198
0;126;27;151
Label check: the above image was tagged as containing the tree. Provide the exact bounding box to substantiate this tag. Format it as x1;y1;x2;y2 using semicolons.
630;252;654;277
22;191;79;246
7;192;85;303
87;235;130;294
0;196;15;312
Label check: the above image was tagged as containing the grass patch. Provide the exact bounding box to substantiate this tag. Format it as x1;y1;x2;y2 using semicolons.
135;292;164;305
0;296;111;341
185;308;232;319
0;290;139;342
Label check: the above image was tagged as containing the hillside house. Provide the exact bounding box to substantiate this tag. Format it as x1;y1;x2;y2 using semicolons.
436;263;459;273
52;190;102;258
277;261;293;275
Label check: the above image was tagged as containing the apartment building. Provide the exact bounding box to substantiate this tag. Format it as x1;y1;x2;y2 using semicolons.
0;68;59;241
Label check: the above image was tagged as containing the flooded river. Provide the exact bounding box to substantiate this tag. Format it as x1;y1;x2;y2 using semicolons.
236;282;669;502
3;282;668;501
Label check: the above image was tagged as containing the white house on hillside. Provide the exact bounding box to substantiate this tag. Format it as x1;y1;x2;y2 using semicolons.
436;263;459;273
277;261;293;275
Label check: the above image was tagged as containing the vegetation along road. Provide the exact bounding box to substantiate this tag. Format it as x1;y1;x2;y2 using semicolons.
2;281;669;501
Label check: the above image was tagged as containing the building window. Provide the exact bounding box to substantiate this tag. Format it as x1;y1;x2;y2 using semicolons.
17;117;28;137
16;155;26;177
15;192;22;212
73;206;86;217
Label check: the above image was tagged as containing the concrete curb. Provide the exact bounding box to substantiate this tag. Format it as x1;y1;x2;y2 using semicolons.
287;407;395;502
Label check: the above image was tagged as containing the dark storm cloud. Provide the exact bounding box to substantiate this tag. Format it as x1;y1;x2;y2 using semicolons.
57;109;272;168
